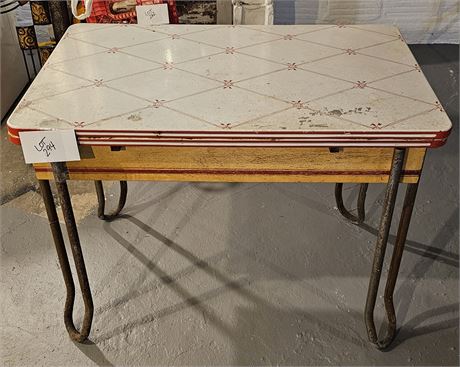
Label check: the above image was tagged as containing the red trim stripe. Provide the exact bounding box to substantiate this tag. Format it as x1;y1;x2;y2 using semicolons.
7;126;450;148
73;128;452;137
76;138;437;143
7;125;451;137
8;131;445;147
34;166;421;176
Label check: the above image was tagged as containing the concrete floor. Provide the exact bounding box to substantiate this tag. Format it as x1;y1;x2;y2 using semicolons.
0;45;458;366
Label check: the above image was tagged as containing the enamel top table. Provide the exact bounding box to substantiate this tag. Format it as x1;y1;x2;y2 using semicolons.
7;24;452;349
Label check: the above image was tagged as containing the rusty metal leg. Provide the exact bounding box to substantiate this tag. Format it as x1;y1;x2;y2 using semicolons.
335;183;369;224
382;182;419;347
94;180;127;221
364;148;413;349
43;162;93;342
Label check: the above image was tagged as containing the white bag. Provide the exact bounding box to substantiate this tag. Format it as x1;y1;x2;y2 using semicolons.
70;0;94;20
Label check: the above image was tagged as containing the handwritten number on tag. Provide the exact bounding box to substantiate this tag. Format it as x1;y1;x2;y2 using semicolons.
19;130;80;164
136;4;169;25
34;137;56;157
146;8;156;19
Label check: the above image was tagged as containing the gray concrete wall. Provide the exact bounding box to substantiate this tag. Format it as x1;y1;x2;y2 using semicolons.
274;0;460;44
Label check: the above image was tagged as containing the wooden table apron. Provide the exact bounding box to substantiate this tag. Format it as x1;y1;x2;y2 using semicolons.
34;145;426;183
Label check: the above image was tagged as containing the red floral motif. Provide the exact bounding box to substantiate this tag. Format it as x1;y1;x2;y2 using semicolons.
93;79;104;87
152;99;165;108
283;35;294;40
370;122;383;129
220;123;232;129
107;47;120;54
291;100;305;109
225;47;236;54
287;63;297;70
435;101;444;112
223;80;234;89
346;48;357;55
73;121;85;127
353;81;368;89
163;62;174;70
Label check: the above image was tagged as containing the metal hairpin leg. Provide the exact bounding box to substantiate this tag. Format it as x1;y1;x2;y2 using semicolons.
94;180;128;221
364;148;419;349
335;183;369;224
39;162;94;342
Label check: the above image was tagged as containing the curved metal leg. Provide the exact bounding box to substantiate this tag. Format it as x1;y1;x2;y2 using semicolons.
39;162;94;343
382;183;419;347
95;180;127;221
335;183;369;224
364;148;418;349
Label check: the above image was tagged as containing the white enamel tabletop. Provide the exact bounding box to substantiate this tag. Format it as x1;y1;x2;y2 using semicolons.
7;24;452;147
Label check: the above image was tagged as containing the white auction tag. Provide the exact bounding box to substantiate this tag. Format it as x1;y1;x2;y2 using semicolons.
136;4;169;25
19;130;81;164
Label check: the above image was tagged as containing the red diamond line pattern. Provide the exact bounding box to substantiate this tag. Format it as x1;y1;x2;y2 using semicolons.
7;24;452;148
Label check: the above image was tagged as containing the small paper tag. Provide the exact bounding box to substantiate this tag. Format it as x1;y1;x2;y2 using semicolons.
19;130;81;164
136;4;170;25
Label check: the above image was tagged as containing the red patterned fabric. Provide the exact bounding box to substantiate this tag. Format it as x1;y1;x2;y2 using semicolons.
85;0;178;24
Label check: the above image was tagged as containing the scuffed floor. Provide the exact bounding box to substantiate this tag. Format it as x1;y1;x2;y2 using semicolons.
0;45;458;366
